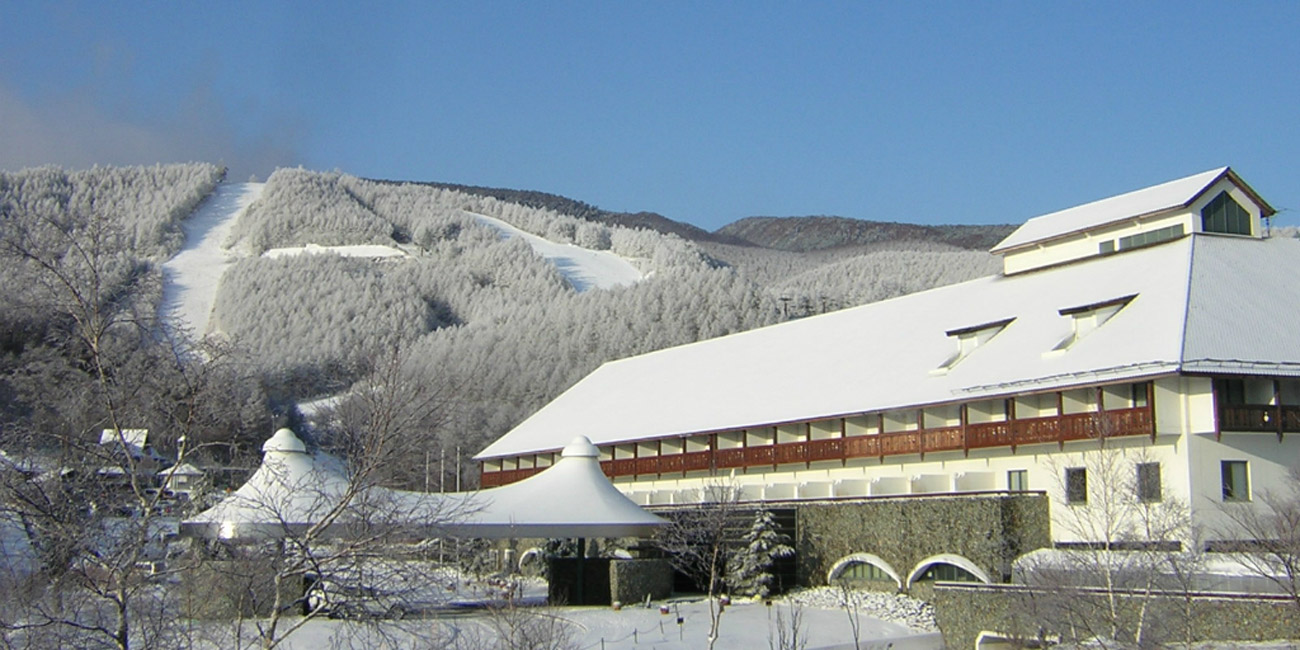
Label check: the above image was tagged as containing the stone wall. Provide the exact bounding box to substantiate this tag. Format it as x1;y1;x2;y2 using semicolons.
932;584;1300;649
610;558;674;605
794;494;1050;590
177;558;302;618
547;557;613;606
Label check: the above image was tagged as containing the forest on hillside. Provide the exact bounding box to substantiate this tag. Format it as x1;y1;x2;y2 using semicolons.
1;164;1001;490
0;163;277;470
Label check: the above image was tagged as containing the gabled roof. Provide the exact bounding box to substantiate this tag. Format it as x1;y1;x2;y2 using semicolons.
991;168;1275;253
476;234;1300;460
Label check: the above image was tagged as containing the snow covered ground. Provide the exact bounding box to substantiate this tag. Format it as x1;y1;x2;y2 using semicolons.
262;589;942;650
160;182;263;336
466;211;645;292
262;243;408;259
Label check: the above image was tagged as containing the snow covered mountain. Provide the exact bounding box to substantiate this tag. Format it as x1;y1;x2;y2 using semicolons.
0;163;998;487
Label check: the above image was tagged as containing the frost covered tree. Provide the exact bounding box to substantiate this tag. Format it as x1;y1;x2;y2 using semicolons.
1218;463;1300;611
1022;415;1195;649
654;482;743;650
728;509;793;598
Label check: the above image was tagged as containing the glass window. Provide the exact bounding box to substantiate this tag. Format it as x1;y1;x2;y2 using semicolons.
840;561;890;582
1218;379;1247;405
919;563;979;582
1008;469;1028;492
1099;240;1115;255
1119;224;1185;250
1202;192;1252;235
1137;463;1162;503
1221;460;1250;502
1066;467;1088;504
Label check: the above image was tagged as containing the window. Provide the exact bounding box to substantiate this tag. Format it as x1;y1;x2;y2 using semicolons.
1202;191;1252;235
1008;469;1028;492
1131;382;1149;408
1099;240;1116;255
1118;224;1185;250
918;563;980;582
839;561;891;582
1053;295;1136;351
1136;463;1162;502
1217;379;1247;405
1066;467;1088;505
1221;460;1250;502
936;318;1015;372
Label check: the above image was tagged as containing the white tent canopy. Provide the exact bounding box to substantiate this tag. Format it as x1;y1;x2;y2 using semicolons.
181;429;663;541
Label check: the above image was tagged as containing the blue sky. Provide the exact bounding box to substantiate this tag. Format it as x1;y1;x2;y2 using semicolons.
2;2;1298;231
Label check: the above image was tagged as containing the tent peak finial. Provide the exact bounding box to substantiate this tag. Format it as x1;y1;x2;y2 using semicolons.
561;436;599;458
263;428;307;454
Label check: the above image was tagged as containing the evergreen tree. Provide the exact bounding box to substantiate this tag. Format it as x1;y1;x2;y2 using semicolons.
727;510;794;597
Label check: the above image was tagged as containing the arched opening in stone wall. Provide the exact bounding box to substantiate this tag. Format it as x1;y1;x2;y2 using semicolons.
826;553;902;590
906;553;991;588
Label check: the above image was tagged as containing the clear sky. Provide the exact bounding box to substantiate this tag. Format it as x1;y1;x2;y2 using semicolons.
2;1;1297;231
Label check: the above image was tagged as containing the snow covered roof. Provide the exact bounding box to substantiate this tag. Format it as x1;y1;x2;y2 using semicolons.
100;428;149;449
158;463;204;477
182;430;663;540
991;167;1274;253
477;233;1300;460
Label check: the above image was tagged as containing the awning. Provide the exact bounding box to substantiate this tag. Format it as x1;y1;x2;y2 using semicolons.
181;429;663;541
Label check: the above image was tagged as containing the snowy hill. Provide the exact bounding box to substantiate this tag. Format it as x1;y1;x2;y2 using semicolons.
466;211;644;291
161;182;263;336
2;163;999;491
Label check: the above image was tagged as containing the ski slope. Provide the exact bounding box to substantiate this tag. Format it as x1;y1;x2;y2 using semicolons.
467;211;644;292
160;182;263;337
160;187;643;341
262;243;407;259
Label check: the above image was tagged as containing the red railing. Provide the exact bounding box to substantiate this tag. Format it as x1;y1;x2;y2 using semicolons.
635;457;661;475
715;448;745;469
807;438;845;462
659;454;684;474
845;435;880;458
1218;404;1300;433
479;466;543;487
682;451;712;472
481;406;1156;486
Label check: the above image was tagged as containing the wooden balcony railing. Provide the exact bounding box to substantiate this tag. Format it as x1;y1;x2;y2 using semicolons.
1218;404;1300;434
480;405;1155;486
479;466;543;488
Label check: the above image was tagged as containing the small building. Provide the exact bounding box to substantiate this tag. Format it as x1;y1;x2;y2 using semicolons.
159;463;205;497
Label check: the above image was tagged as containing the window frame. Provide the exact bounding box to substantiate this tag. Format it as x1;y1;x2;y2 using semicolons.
1065;467;1088;505
1008;469;1028;492
1201;191;1252;236
1221;460;1251;502
1136;462;1162;503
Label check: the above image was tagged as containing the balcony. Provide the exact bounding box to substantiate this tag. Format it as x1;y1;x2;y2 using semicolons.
480;405;1155;487
1218;404;1300;434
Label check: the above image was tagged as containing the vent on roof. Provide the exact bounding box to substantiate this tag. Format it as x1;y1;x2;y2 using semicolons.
933;318;1015;374
1051;294;1136;352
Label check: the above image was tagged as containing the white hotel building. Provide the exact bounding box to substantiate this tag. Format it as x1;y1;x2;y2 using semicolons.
476;168;1298;563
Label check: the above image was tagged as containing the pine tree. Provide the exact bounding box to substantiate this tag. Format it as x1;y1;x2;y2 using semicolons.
727;510;794;597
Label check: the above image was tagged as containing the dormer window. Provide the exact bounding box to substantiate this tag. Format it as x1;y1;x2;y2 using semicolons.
1201;191;1252;235
1053;295;1136;351
935;318;1014;372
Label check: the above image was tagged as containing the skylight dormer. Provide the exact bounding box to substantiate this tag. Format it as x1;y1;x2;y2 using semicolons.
1200;191;1253;236
992;168;1275;276
934;317;1015;374
1051;294;1136;352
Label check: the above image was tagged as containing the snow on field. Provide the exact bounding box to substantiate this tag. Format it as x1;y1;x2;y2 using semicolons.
262;243;408;259
268;592;942;650
160;182;263;336
466;211;644;292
